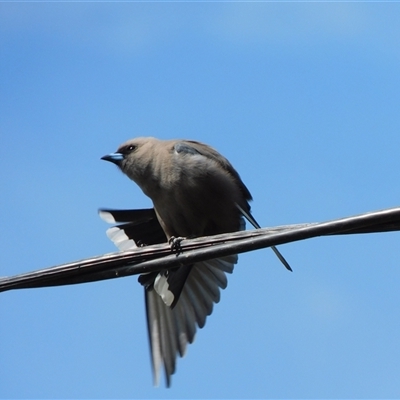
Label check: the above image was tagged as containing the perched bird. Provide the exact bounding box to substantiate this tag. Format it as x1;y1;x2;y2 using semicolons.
100;137;290;387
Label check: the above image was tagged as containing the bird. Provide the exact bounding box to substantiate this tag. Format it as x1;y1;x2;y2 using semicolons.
100;137;290;387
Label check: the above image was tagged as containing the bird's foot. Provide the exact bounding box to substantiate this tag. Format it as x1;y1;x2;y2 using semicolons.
169;236;185;255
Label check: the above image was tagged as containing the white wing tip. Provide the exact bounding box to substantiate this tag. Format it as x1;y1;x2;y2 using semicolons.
154;274;175;306
106;227;137;250
99;210;116;223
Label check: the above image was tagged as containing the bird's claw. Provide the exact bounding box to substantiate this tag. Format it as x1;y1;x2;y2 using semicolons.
169;236;185;255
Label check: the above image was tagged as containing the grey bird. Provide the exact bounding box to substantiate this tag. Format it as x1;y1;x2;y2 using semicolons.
100;137;290;387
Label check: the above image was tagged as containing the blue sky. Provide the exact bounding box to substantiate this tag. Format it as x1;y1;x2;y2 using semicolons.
1;2;400;398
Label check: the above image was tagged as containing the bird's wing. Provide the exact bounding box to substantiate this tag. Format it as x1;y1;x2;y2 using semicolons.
173;142;292;271
145;254;236;387
174;140;253;201
99;208;167;248
100;208;237;386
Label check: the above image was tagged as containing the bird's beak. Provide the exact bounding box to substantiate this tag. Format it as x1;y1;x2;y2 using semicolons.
101;152;124;165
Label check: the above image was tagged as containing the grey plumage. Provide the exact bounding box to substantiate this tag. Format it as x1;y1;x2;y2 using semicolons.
101;137;289;386
106;138;251;237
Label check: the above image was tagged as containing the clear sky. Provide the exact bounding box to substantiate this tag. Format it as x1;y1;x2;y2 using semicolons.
1;2;400;398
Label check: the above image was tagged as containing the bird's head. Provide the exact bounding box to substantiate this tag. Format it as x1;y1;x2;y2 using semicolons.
101;137;159;189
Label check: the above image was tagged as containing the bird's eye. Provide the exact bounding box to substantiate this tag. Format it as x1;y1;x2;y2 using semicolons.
125;145;136;153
